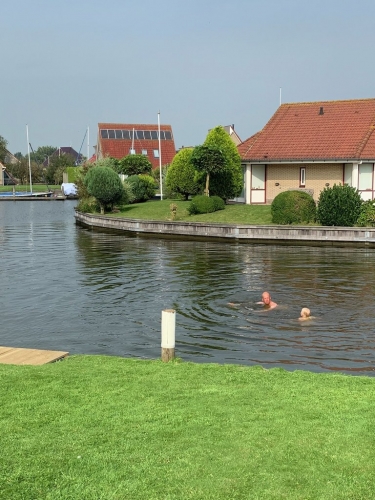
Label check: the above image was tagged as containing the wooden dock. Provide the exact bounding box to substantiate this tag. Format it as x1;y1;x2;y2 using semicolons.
0;346;69;365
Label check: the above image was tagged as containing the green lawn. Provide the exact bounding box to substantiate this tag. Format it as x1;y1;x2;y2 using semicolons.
1;356;374;499
112;199;273;225
0;184;60;193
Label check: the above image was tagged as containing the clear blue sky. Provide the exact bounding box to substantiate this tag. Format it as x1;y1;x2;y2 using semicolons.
2;0;375;156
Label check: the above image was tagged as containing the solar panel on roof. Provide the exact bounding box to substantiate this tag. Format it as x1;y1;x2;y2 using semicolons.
151;131;158;140
122;130;130;139
115;130;122;139
101;130;108;139
165;131;172;140
108;130;115;139
136;131;144;140
144;131;151;139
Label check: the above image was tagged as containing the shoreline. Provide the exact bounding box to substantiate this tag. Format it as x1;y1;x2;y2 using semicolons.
75;211;375;248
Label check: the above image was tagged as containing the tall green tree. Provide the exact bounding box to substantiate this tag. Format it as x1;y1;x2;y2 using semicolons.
0;135;8;164
118;155;152;176
46;154;75;184
202;126;243;200
166;148;200;200
191;145;225;196
30;146;56;165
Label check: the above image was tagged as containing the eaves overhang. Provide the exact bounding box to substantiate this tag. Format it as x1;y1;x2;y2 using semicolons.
240;158;375;164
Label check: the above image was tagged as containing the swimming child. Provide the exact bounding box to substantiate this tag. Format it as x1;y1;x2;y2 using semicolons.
298;307;312;321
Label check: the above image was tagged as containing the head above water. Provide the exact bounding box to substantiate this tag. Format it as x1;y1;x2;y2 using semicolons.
300;307;311;318
262;291;272;305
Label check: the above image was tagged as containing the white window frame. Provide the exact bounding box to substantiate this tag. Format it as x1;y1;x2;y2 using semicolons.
300;167;306;187
153;149;159;158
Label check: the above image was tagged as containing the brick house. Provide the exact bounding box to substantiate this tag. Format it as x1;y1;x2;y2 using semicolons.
97;123;176;169
237;98;375;204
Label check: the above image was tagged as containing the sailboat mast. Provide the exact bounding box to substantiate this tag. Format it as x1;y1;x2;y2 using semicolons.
26;124;32;195
87;126;89;160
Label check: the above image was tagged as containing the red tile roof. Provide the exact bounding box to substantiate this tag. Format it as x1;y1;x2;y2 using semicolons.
97;123;176;168
239;98;375;161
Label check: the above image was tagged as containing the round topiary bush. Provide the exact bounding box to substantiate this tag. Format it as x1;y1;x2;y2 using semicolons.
271;190;316;224
187;195;225;215
317;184;363;226
84;166;124;214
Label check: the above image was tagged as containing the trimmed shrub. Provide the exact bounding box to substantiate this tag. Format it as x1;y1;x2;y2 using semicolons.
127;175;156;203
84;166;124;214
187;195;225;215
119;155;152;176
317;184;363;226
356;199;375;227
271;190;316;224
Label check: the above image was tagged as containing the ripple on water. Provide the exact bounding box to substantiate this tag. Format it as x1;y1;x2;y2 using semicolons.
1;201;375;375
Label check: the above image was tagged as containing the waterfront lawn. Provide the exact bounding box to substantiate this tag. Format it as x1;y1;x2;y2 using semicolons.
114;199;273;225
0;184;60;193
1;356;374;500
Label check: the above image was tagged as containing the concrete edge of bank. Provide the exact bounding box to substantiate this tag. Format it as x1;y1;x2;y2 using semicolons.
74;211;375;248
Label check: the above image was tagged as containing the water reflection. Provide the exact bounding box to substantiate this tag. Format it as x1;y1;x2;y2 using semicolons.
1;201;374;375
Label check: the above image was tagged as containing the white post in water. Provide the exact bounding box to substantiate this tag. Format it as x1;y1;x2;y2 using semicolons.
161;309;175;362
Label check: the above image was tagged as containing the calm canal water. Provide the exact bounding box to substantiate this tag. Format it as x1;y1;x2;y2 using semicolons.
1;200;374;375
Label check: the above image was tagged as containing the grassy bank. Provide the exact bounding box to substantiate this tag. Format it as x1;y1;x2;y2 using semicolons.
111;199;273;225
1;356;374;499
0;185;60;193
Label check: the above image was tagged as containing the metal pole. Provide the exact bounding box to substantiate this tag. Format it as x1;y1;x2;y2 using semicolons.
26;125;32;194
158;111;163;200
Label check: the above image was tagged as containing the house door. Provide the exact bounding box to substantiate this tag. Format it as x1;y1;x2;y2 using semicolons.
251;164;266;203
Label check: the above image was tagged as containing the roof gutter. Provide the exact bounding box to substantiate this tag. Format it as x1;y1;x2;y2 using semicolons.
241;159;369;164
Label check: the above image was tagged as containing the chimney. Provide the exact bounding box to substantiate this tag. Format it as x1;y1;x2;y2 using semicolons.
319;106;324;115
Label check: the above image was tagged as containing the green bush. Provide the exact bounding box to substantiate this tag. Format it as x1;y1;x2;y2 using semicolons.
66;166;82;183
75;196;100;213
356;199;375;227
127;175;156;203
271;190;316;224
119;155;152;176
187;195;225;215
84;166;124;214
317;184;363;226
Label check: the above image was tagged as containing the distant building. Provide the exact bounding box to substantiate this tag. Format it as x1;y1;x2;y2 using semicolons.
223;124;242;146
4;150;19;165
43;147;83;167
96;123;176;168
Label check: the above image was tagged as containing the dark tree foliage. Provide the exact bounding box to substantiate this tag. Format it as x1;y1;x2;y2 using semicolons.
118;155;152;176
191;145;225;196
127;175;156;203
317;184;363;226
45;154;75;184
0;135;8;163
84;166;124;214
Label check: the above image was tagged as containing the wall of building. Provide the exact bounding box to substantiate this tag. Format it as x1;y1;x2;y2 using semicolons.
265;163;344;203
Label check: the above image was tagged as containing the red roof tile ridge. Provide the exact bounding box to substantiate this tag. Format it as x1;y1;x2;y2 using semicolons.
281;97;375;106
355;112;375;158
239;131;262;156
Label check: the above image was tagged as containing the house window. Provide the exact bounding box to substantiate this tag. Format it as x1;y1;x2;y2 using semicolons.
300;167;306;187
142;150;148;156
153;149;159;158
129;149;136;155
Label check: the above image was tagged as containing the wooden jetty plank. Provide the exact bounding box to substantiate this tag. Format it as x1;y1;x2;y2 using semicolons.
0;346;69;365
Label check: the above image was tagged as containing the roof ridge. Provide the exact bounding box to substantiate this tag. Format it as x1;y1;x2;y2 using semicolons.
281;97;375;106
355;111;375;157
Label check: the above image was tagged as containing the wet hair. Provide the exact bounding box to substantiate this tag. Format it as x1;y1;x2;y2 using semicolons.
300;307;311;317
